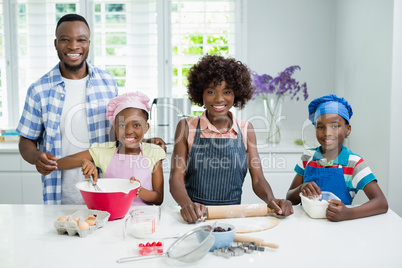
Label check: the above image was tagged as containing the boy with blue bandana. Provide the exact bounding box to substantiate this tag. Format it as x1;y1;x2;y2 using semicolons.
287;94;388;221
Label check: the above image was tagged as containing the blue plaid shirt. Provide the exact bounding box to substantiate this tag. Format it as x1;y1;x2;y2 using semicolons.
16;62;118;204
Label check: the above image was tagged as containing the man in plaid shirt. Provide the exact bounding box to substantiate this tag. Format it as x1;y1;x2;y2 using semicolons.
16;14;119;204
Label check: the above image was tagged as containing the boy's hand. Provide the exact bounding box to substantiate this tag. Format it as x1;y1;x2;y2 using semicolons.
326;200;350;221
300;181;321;197
81;160;98;183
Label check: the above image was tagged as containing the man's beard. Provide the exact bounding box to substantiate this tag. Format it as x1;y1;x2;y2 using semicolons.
63;59;86;72
57;50;88;73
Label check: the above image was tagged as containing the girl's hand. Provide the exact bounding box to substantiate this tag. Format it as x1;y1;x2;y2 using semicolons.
326;200;350;221
130;176;141;197
300;181;321;197
81;160;98;183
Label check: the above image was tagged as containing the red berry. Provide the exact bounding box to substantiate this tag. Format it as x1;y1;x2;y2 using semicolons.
145;242;151;247
156;241;162;246
151;242;156;246
139;248;152;256
138;243;145;247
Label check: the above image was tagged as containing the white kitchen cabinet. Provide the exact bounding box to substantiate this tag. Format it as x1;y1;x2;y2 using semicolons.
0;172;22;204
21;173;43;204
0;144;43;204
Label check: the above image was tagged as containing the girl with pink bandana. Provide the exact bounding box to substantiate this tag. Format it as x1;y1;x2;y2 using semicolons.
57;92;166;205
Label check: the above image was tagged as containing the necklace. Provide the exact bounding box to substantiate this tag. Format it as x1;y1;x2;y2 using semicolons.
324;159;334;167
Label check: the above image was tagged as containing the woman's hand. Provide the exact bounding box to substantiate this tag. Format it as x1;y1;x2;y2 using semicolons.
300;181;321;197
81;160;98;182
129;176;142;197
143;137;166;152
268;199;294;216
180;202;206;224
326;200;350;221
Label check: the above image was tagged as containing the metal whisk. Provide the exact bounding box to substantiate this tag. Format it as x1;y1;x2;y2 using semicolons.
89;177;102;191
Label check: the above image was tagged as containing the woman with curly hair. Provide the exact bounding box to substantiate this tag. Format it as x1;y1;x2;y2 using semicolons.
169;55;293;223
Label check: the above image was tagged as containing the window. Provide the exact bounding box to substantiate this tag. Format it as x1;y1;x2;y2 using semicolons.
171;0;236;98
0;2;7;127
92;1;158;99
15;1;80;123
0;0;242;129
2;0;80;130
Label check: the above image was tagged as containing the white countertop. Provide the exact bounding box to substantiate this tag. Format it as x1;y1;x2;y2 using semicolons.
0;142;20;153
1;205;401;268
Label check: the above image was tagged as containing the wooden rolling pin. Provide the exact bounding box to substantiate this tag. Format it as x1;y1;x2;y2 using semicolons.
205;204;275;219
234;234;279;249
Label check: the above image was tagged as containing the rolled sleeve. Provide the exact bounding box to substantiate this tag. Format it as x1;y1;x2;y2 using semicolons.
16;87;44;140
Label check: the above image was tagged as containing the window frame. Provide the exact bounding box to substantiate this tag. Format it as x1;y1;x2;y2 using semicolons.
3;0;20;127
0;0;245;129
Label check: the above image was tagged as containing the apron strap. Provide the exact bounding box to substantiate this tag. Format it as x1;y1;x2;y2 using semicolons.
138;142;144;156
235;122;243;139
195;118;244;140
305;154;314;167
195;119;202;138
115;143;144;156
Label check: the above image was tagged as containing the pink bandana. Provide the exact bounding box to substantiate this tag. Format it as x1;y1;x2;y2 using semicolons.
106;91;150;125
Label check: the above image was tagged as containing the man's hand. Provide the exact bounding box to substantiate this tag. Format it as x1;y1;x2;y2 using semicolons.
34;152;58;175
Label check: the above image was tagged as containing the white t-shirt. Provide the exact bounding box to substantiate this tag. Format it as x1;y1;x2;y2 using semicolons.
60;76;90;204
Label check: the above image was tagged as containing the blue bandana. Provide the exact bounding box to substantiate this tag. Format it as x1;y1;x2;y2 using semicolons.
308;94;353;125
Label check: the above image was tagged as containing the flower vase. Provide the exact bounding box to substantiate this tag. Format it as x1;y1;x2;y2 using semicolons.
263;95;284;144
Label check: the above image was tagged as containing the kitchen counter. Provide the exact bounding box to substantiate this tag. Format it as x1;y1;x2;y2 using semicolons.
1;205;401;268
0;142;20;153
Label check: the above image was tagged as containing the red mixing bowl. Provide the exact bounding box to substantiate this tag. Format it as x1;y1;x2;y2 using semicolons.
76;179;140;221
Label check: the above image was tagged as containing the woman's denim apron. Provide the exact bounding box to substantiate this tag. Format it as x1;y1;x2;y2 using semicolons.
185;119;248;206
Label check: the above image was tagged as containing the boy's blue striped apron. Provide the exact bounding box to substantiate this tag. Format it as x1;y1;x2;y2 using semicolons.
185;119;248;206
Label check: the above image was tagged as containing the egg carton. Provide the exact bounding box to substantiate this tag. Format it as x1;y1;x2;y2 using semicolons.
54;209;110;238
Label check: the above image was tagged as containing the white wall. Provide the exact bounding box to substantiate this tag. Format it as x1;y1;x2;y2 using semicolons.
388;0;402;216
334;0;393;205
243;0;335;143
245;0;399;213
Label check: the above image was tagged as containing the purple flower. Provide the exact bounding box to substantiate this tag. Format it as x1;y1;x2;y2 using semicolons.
250;66;308;101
